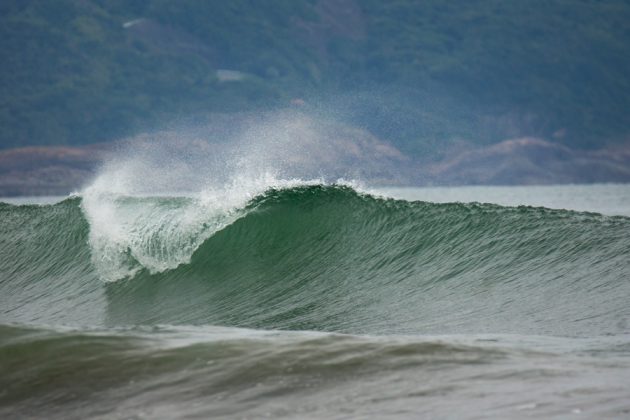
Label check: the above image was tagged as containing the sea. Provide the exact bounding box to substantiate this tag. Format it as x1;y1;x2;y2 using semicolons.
1;183;629;419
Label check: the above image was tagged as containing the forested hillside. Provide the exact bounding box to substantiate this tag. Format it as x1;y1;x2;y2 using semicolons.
1;0;629;154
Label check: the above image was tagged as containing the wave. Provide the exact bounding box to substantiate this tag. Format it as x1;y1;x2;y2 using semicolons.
1;185;630;337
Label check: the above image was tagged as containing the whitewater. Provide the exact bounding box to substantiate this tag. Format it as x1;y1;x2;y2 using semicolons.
1;119;630;419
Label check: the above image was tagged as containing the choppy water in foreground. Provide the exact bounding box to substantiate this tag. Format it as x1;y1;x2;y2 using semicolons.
1;184;630;419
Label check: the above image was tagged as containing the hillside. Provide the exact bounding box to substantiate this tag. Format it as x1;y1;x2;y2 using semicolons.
1;0;629;154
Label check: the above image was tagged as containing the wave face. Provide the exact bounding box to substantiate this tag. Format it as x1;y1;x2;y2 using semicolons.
2;184;630;418
2;185;630;335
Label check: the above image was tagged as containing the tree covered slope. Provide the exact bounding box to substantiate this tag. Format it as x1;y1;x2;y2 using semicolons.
1;0;629;153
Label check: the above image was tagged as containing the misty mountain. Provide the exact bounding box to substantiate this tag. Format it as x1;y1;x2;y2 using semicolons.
1;0;629;155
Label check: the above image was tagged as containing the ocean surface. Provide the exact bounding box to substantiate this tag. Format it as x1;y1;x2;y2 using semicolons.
1;183;630;419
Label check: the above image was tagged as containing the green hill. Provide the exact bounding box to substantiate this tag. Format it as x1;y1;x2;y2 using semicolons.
1;0;629;154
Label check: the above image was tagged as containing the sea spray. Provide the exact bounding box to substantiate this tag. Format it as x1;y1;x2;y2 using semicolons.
79;112;376;281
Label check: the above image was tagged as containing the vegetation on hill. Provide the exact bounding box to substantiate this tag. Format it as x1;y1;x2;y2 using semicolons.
1;0;629;154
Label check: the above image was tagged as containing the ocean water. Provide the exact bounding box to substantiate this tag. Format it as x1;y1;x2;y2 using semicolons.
1;183;630;419
375;184;630;217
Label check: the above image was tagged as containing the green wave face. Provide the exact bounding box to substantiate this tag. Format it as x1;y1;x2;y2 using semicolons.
1;185;630;337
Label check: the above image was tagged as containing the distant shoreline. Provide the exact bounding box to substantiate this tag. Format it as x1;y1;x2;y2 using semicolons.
1;136;629;197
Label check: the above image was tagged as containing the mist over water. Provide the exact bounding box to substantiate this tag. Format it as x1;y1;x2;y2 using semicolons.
2;112;630;418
